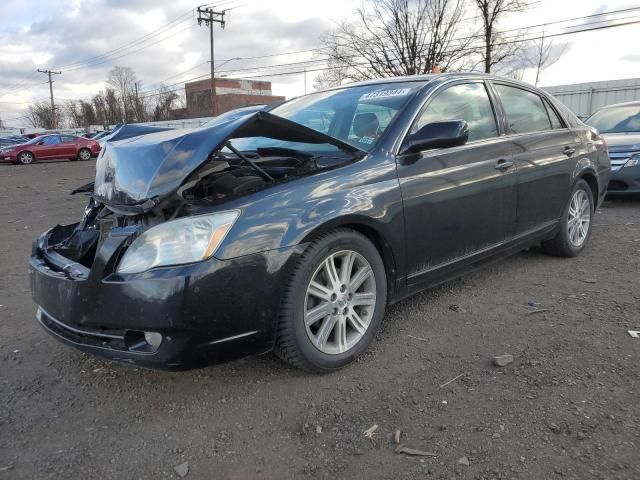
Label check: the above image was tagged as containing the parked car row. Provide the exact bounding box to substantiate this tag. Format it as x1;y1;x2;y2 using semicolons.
585;101;640;194
0;134;101;164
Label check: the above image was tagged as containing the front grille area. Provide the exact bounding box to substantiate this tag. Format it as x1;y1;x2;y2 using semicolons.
608;152;631;171
37;308;128;351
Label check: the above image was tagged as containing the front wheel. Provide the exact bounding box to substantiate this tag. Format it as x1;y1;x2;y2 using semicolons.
275;229;387;372
17;151;34;165
543;179;594;257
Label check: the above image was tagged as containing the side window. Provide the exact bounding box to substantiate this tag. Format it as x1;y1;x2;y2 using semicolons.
42;136;60;145
495;84;552;134
412;83;498;142
60;135;76;143
543;98;565;129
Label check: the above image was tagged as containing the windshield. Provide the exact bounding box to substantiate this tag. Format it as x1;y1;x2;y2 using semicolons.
230;82;424;153
586;105;640;133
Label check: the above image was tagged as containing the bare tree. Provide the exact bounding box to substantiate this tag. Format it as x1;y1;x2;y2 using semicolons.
473;0;529;73
132;81;148;122
107;66;137;122
65;100;83;128
319;0;472;83
26;101;63;129
530;33;566;86
149;85;180;121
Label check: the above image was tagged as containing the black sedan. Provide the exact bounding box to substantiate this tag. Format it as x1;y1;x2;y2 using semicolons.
29;73;610;372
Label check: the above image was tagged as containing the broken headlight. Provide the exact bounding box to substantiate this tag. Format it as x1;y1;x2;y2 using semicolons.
116;210;240;274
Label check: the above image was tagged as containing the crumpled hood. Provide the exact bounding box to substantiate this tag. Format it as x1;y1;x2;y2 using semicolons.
601;132;640;153
93;111;363;213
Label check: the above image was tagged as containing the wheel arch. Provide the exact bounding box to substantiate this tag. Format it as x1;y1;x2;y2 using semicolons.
579;171;599;206
300;215;399;297
17;149;35;160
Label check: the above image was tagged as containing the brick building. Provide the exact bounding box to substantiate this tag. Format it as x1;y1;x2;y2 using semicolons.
170;77;285;119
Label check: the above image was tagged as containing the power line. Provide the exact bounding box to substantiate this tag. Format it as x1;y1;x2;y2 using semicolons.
197;6;228;115
37;69;62;129
4;5;640;113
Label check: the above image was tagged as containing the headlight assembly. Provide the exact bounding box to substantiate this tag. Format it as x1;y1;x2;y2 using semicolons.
116;210;240;274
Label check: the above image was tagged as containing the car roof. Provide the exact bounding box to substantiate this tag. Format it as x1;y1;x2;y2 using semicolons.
596;100;640;109
320;72;545;93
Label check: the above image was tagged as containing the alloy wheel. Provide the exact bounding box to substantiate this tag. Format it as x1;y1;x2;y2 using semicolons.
79;149;91;160
304;250;377;355
19;152;33;165
567;189;591;247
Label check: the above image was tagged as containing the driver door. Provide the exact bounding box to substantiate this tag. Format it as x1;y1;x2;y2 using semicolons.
34;135;64;159
396;80;517;286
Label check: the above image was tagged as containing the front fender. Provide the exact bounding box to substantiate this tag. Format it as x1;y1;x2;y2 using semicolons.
214;157;406;273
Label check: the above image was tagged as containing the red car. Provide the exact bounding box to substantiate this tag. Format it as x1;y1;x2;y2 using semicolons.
1;134;101;165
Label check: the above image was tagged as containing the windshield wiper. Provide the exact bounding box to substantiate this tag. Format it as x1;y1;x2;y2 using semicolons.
225;141;274;182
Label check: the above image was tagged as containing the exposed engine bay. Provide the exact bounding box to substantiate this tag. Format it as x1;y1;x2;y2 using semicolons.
40;112;365;271
179;145;345;204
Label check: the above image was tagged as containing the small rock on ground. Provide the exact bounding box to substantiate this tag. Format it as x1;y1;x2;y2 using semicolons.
493;354;514;367
174;461;189;478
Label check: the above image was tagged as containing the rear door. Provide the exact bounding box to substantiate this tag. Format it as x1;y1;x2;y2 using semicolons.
490;82;577;235
60;135;79;158
396;80;518;286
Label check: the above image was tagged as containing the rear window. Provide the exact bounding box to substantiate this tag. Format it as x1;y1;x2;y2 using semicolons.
495;84;552;134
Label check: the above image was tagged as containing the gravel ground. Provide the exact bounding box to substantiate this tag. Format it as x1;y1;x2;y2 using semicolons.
0;159;639;480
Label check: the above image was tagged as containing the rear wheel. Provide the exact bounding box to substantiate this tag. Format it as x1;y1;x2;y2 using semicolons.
275;229;387;372
17;151;34;165
77;148;92;161
543;179;594;257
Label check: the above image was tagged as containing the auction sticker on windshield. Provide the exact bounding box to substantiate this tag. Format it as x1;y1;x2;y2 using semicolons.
360;88;412;101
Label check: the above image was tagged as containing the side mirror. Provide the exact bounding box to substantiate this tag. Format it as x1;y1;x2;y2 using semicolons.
36;140;44;145
400;120;469;155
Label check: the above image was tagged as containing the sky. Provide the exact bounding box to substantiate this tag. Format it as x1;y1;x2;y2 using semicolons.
0;0;639;127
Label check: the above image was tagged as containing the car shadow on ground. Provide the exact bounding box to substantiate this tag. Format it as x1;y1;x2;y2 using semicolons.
56;246;550;392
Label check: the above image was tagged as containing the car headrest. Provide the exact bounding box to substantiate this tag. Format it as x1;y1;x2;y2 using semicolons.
353;113;379;138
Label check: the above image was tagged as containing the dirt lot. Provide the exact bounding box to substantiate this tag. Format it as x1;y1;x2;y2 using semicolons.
0;159;638;480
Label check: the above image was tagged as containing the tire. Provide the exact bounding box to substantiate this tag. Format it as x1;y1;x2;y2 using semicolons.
275;229;387;372
77;148;92;161
543;179;594;257
17;151;34;165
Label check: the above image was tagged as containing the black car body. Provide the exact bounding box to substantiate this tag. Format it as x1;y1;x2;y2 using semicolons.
586;101;640;193
29;73;610;371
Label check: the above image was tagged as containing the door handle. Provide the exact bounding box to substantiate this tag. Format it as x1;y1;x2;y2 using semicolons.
495;159;514;171
564;146;576;156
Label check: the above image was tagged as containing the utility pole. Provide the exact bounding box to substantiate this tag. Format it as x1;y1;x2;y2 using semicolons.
197;6;227;116
37;69;62;129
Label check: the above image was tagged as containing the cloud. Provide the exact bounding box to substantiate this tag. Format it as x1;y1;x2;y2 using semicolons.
620;54;640;62
0;0;353;124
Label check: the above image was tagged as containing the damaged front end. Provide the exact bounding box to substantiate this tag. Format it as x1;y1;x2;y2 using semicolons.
29;111;364;368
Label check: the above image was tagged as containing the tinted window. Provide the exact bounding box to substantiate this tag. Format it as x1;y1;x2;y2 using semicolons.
412;83;498;142
42;136;60;145
586;105;640;133
495;84;552;134
60;135;76;143
543;99;564;129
